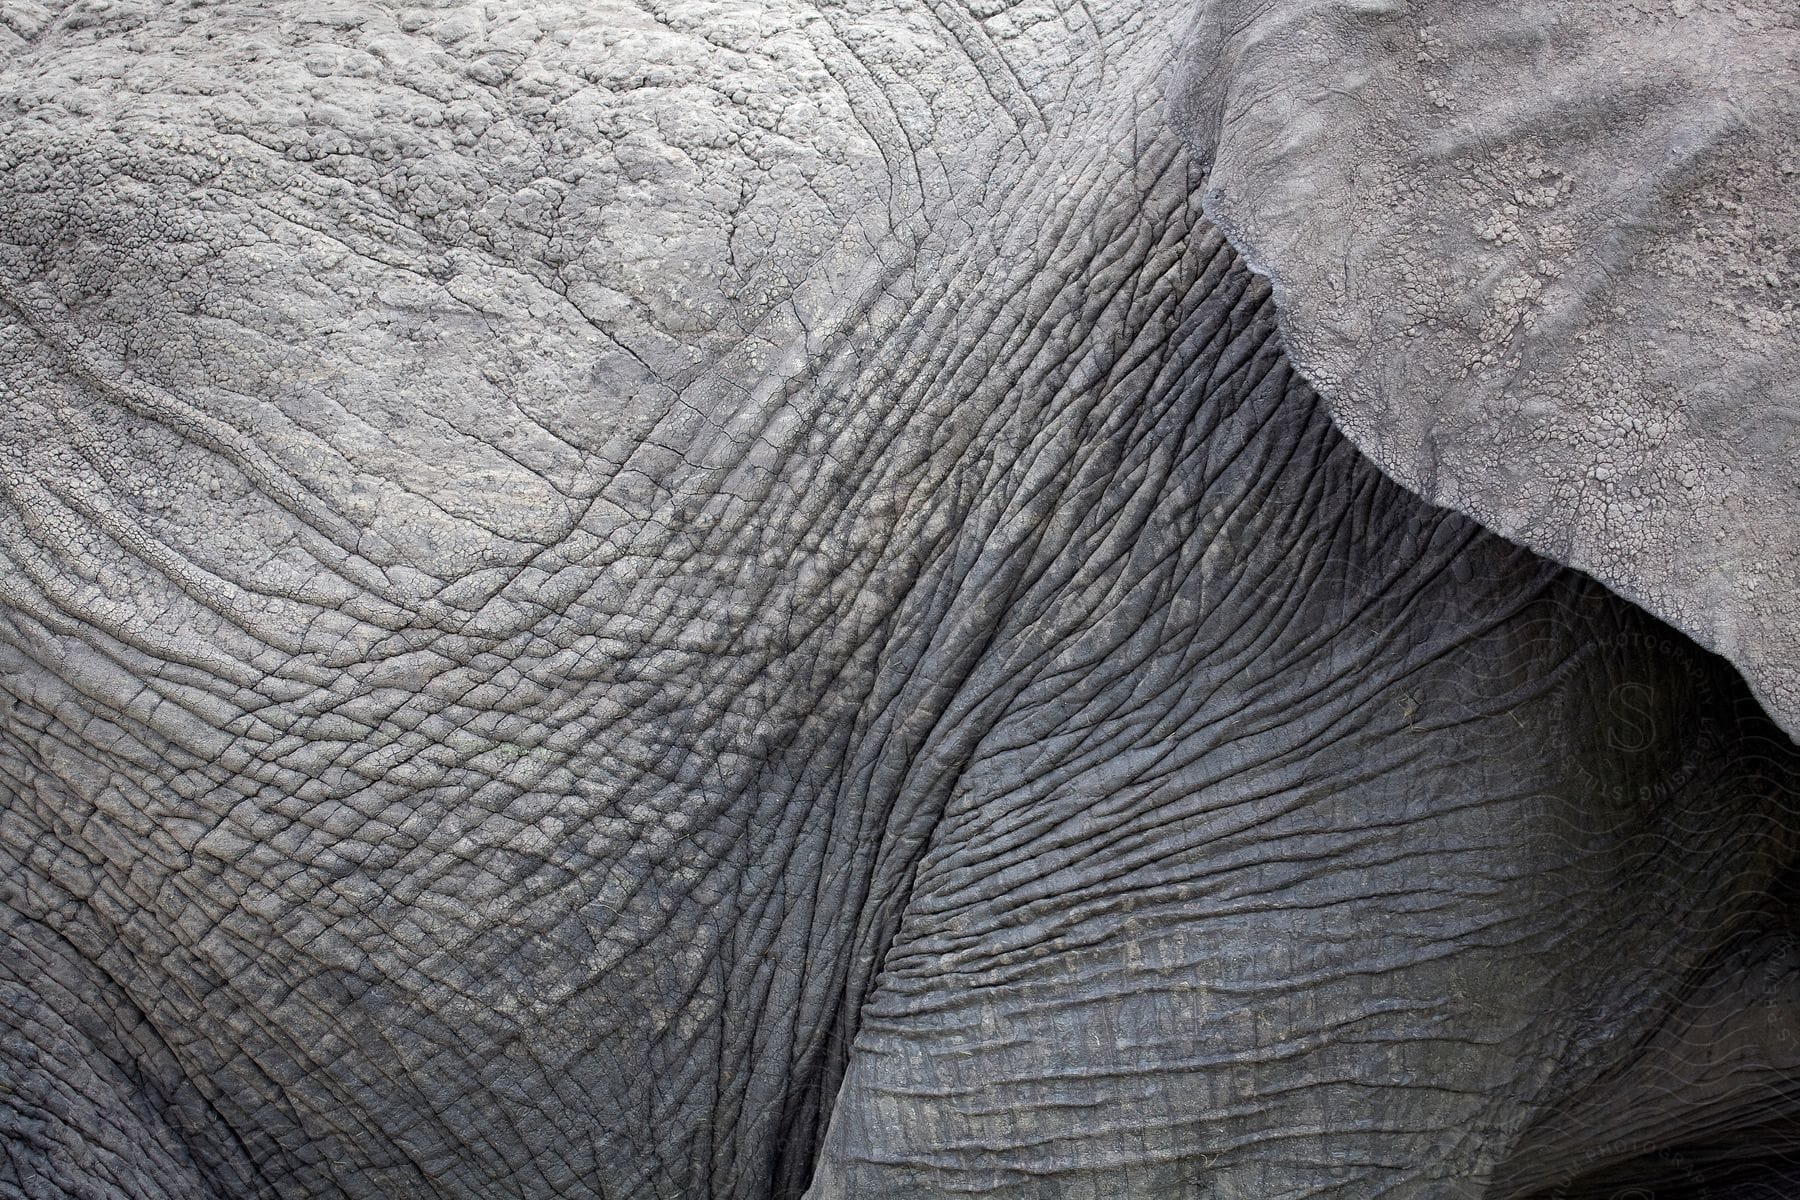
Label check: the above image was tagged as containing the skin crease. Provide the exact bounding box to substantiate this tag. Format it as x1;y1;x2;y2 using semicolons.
0;3;1797;1199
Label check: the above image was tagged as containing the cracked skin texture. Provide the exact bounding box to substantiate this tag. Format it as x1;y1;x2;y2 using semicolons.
1;2;1799;1199
1175;0;1800;740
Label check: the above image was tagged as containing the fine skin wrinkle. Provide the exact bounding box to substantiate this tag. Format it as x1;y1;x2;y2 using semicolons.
0;2;1797;1199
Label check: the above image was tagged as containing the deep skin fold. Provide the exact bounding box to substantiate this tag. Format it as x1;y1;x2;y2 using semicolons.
0;3;1798;1199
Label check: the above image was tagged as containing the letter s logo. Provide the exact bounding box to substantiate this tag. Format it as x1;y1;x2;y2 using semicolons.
1608;682;1659;754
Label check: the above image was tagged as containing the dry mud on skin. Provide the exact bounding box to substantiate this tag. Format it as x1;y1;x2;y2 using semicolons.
1178;0;1800;738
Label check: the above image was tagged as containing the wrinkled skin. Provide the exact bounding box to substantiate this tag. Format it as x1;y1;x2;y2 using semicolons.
1181;0;1800;738
1;3;1797;1199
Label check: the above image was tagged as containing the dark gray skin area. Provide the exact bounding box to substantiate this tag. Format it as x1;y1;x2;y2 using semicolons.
1;3;1797;1199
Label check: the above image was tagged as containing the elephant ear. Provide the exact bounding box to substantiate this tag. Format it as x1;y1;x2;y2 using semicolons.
1175;0;1800;738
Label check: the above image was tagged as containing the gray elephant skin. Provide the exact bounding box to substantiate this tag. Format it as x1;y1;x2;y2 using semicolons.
1;2;1797;1199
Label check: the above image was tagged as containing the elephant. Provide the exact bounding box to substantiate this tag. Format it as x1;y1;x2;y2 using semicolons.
1;1;1797;1198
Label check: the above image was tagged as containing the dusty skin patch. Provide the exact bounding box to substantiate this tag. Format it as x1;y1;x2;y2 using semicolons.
1176;0;1800;738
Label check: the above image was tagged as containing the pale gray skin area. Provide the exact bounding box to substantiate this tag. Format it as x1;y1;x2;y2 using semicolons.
1176;0;1800;738
0;2;1797;1199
